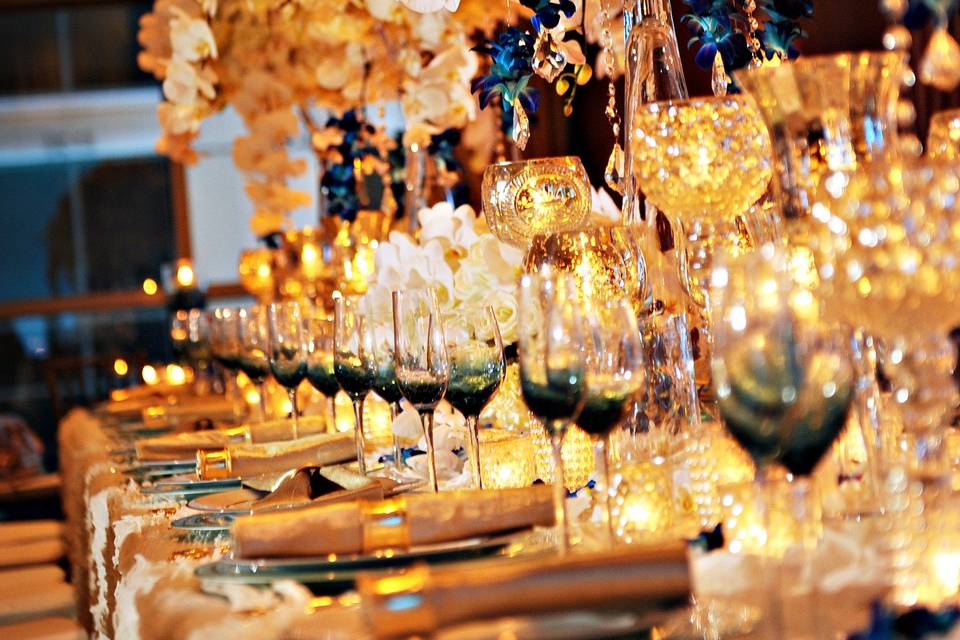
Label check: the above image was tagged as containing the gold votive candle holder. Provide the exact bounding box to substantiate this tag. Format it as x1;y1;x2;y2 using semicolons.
478;428;536;489
611;460;676;543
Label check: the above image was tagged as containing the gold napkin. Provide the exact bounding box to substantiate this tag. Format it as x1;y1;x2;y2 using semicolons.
357;543;690;639
198;432;355;480
250;466;395;512
231;485;555;559
135;416;329;461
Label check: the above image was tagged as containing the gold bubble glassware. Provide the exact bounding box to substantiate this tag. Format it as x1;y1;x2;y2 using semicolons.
631;95;772;308
481;156;592;249
927;108;960;160
812;159;960;471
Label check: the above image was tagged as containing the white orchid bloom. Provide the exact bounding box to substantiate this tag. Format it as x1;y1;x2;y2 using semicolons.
400;0;460;13
169;7;218;62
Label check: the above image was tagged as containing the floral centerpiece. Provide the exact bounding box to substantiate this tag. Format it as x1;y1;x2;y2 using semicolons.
138;0;498;235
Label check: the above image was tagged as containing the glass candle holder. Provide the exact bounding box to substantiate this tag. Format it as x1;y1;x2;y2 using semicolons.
610;459;676;543
481;156;592;249
478;428;537;489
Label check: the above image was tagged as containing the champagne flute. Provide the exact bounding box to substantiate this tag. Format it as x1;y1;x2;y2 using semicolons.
334;295;376;476
366;288;405;474
445;306;506;489
577;297;645;543
305;309;340;434
518;272;587;554
392;289;449;493
238;306;270;422
267;301;309;439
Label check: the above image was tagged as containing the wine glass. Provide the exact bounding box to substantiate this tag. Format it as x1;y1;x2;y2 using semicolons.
238;306;270;422
267;301;309;439
445;306;506;489
392;288;450;493
631;95;772;309
305;309;340;434
334;295;376;476
518;272;587;554
711;244;854;638
209;307;244;419
365;288;405;475
577;297;645;541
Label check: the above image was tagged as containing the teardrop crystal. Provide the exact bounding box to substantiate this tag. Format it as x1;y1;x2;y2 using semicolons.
711;50;729;96
512;100;530;150
604;142;625;194
920;29;960;92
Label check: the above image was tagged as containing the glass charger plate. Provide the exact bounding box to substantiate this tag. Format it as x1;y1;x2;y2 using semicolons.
141;477;242;498
172;512;237;532
195;536;512;587
187;488;265;513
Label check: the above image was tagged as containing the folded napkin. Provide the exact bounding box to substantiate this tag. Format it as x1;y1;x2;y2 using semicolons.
251;466;394;512
198;432;356;480
356;543;690;639
136;416;328;461
231;485;555;559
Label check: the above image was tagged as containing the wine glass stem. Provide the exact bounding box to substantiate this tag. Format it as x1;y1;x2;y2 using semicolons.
353;397;368;476
549;426;570;556
422;410;439;492
288;388;300;439
595;434;614;547
390;402;402;471
465;414;483;490
257;382;268;423
755;469;786;640
327;396;338;434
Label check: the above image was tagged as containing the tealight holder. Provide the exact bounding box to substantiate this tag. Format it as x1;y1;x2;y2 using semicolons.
478;428;536;489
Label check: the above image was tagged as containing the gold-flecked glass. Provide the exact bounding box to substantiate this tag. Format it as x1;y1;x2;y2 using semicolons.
481;156;592;249
523;224;648;315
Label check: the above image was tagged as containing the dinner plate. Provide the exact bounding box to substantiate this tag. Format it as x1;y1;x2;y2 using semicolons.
195;536;511;589
171;512;237;532
141;477;242;498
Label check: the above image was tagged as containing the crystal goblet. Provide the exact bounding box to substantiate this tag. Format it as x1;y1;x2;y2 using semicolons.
631;95;772;308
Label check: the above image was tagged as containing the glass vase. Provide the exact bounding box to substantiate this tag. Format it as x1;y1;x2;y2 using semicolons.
622;0;689;318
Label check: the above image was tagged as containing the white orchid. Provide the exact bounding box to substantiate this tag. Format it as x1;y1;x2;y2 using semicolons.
400;0;460;12
169;6;217;62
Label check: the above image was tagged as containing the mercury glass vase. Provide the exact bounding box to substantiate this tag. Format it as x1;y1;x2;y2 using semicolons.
481;156;592;249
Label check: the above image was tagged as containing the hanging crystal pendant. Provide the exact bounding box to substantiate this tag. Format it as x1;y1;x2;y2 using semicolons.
532;30;567;83
920;29;960;92
711;50;729;96
512;98;530;150
605;142;625;194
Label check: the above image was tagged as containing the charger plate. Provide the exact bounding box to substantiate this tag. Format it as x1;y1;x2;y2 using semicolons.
141;477;242;498
195;536;512;589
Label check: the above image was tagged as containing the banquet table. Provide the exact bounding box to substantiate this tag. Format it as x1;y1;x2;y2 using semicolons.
59;395;896;640
59;408;320;640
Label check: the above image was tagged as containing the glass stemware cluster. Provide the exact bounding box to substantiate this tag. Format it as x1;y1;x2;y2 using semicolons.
518;272;645;553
